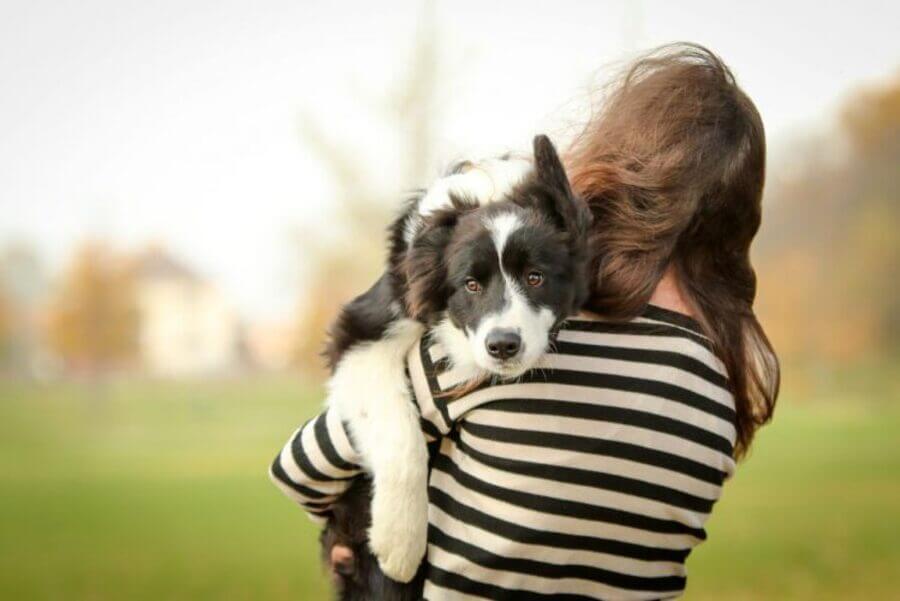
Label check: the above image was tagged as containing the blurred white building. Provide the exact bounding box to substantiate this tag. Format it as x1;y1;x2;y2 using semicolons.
245;321;296;372
133;248;244;376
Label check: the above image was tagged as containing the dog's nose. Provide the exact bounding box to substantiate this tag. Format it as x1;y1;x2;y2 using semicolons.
485;329;522;360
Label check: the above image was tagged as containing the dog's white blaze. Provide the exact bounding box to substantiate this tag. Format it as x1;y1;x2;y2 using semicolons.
485;211;521;255
467;212;557;376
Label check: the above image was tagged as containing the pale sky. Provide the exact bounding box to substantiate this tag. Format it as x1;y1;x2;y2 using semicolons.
1;0;897;320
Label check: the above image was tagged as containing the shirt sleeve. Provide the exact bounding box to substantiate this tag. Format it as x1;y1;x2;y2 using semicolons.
406;335;456;440
270;334;457;523
268;407;364;524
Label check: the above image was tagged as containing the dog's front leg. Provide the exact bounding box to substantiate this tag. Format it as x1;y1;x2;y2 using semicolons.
327;319;428;583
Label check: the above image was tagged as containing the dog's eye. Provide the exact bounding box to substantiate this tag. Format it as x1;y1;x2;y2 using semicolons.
526;271;544;287
465;278;482;293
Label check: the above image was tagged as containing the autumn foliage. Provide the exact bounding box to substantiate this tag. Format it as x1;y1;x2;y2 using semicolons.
0;286;10;360
754;75;900;364
45;242;139;373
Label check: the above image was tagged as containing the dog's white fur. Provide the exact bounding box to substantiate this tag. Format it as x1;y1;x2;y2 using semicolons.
326;318;427;582
404;157;532;244
433;315;480;375
327;156;536;582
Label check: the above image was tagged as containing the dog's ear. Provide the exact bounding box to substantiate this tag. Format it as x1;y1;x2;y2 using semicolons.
533;134;572;200
404;209;458;321
532;134;592;241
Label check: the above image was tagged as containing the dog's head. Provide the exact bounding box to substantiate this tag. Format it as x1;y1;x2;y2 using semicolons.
405;135;592;378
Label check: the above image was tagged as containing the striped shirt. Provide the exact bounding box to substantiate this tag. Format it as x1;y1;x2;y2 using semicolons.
270;305;736;600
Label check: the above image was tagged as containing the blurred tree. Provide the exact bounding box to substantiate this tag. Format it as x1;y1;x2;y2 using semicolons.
0;285;11;363
0;243;47;374
291;2;441;373
45;241;139;374
755;73;900;366
843;77;900;158
0;243;46;305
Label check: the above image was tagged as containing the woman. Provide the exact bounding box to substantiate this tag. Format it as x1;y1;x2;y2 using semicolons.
272;43;779;599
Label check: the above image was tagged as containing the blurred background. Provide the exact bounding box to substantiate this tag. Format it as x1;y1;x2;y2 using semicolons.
1;1;898;599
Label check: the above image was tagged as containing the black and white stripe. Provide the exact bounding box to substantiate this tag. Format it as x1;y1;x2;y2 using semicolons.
271;305;735;600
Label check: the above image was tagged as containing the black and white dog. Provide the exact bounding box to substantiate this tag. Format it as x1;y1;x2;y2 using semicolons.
322;135;591;599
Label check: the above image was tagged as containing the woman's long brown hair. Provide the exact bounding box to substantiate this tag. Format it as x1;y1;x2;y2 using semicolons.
566;43;779;458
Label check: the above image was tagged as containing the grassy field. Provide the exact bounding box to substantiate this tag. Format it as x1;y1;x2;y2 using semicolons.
0;375;897;600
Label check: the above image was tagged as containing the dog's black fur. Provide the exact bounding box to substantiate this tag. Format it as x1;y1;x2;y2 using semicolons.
319;135;591;600
319;478;423;600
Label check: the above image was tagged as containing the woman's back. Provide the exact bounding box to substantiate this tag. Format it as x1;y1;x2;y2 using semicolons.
271;44;777;600
409;305;736;600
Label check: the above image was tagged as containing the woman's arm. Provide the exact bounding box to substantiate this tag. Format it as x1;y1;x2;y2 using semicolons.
269;407;364;523
270;334;456;521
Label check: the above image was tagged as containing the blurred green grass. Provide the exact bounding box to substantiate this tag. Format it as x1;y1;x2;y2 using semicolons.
0;375;897;600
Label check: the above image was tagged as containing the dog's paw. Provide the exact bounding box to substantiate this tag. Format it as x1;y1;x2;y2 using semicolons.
368;485;428;583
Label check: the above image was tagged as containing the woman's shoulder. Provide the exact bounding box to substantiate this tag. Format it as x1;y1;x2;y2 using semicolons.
551;305;736;449
561;305;714;352
555;304;730;390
